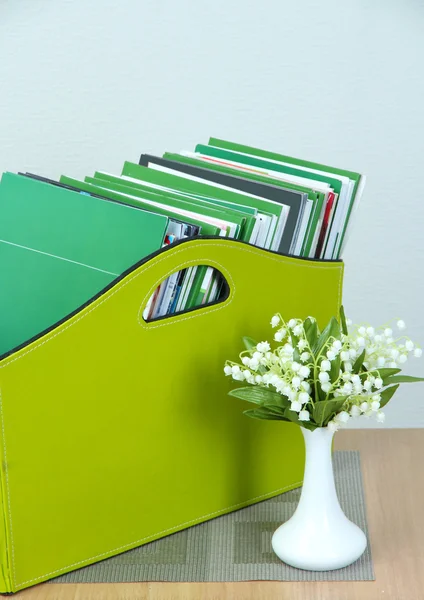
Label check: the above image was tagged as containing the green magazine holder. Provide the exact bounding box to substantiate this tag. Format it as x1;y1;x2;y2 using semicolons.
0;237;344;592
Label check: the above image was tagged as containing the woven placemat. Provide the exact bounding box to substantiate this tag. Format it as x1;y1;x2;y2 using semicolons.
52;451;374;583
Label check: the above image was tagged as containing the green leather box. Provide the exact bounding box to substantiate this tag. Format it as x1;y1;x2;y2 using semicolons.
0;238;344;592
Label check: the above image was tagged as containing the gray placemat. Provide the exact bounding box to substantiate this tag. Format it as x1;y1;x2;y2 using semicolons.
52;451;374;583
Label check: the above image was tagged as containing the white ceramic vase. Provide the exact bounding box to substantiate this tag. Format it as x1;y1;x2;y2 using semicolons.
272;426;367;571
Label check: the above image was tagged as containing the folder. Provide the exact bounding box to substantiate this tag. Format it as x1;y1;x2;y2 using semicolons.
0;237;344;592
0;173;169;356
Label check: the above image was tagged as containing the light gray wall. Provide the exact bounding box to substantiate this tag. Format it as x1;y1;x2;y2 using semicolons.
1;0;423;427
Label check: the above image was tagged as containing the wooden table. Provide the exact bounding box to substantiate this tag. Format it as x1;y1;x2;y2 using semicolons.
15;430;424;600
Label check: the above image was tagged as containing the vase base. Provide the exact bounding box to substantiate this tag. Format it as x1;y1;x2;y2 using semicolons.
271;519;367;571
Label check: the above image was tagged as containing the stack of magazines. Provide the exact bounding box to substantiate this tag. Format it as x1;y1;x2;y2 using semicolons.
0;137;364;356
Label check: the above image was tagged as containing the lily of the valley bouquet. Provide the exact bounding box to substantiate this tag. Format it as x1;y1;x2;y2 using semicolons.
224;308;423;431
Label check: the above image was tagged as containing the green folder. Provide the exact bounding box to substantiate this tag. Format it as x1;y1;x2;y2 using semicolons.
0;173;169;356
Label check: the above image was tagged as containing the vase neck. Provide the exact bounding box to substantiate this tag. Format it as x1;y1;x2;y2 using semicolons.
297;426;341;510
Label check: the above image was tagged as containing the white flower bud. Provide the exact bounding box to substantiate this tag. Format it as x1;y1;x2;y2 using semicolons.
351;374;360;384
349;348;357;359
253;351;262;361
397;320;406;330
371;400;380;411
363;380;372;391
301;381;311;393
326;350;336;361
298;410;310;421
298;391;310;404
299;365;310;378
340;351;350;361
290;400;302;412
232;371;245;381
288;319;297;329
319;371;330;383
321;382;331;393
255;375;263;384
332;340;342;351
293;324;303;336
405;340;414;352
350;405;361;417
274;331;284;342
384;328;393;337
376;411;386;423
320;359;331;372
271;315;280;328
291;376;301;389
291;361;301;372
366;327;375;337
336;411;350;424
360;401;369;413
242;356;250;366
300;352;310;363
414;348;423;358
231;365;241;374
344;361;353;372
342;382;353;394
374;378;383;389
398;355;407;364
256;341;271;353
224;365;232;375
243;369;252;379
249;360;259;371
328;420;340;432
297;339;307;350
358;326;366;335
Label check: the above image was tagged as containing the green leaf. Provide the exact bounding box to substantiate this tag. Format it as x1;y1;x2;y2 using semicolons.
263;395;291;410
352;349;366;374
367;367;401;380
312;316;341;358
243;336;257;351
339;305;348;336
263;403;287;417
243;409;288;421
330;353;341;385
312;397;349;427
229;387;284;406
379;384;400;408
383;375;424;385
303;318;318;350
289;331;301;362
